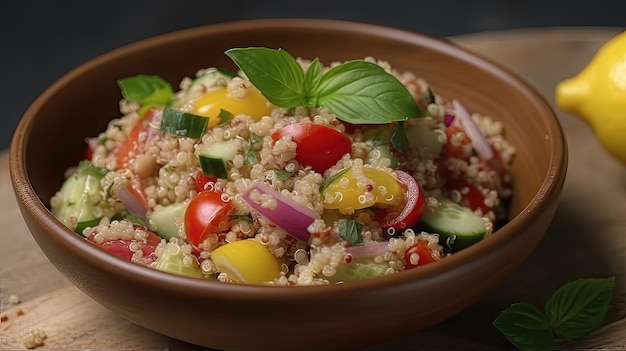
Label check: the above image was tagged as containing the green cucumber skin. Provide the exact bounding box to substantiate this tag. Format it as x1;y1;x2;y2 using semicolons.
419;197;487;252
147;202;188;240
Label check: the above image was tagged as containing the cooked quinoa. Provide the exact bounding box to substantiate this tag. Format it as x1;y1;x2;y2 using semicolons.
50;51;515;286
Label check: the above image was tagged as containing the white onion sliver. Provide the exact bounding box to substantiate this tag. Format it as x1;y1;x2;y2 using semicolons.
242;182;318;242
345;241;389;258
452;99;493;160
114;186;148;219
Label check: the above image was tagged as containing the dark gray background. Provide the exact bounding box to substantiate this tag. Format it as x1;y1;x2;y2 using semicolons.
2;0;625;150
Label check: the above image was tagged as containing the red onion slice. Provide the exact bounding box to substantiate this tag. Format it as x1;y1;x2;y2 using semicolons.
242;182;319;242
114;186;148;219
443;113;455;127
453;99;493;160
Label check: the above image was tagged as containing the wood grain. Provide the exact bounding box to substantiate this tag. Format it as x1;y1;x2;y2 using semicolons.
1;27;624;350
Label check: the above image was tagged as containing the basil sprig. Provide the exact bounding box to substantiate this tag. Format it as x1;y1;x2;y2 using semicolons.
117;75;175;116
493;277;615;351
225;47;421;125
337;219;364;245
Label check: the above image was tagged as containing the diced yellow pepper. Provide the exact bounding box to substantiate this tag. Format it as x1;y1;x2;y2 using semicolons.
321;166;404;215
210;239;282;284
191;86;272;127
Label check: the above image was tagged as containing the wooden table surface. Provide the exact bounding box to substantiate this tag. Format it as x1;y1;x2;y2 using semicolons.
1;27;625;350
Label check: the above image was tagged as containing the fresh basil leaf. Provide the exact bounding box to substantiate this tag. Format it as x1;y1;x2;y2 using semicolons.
117;75;174;106
425;87;436;105
545;277;615;341
337;219;364;245
225;47;305;108
244;133;263;165
271;168;294;181
313;60;420;124
391;121;409;153
493;302;554;351
303;58;324;107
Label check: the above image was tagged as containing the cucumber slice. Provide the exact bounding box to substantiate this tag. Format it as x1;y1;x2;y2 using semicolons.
406;124;443;160
367;144;398;169
147;202;188;240
326;258;390;283
419;197;487;252
160;108;208;138
198;139;242;179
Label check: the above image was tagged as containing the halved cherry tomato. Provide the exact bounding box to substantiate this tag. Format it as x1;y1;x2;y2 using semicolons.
87;225;161;262
442;125;471;159
195;170;218;193
84;146;94;161
271;123;352;172
404;240;436;268
115;108;159;170
184;190;233;248
445;178;492;214
376;170;426;237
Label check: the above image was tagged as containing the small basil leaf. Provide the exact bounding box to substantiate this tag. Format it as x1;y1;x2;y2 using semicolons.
493;302;554;351
390;121;409;153
337;219;364;245
545;277;615;341
117;75;174;106
313;60;420;124
271;168;294;181
303;58;324;107
225;47;304;108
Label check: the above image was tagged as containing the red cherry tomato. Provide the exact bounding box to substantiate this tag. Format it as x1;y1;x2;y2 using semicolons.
404;240;437;268
376;170;426;237
195;170;218;193
271;123;352;172
445;178;492;214
87;225;161;261
442;125;471;159
184;190;233;248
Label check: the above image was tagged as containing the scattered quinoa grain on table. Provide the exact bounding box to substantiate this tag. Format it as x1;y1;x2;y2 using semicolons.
50;47;515;286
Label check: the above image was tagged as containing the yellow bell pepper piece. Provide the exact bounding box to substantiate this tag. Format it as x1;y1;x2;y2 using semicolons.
191;86;272;127
210;239;282;284
321;166;404;215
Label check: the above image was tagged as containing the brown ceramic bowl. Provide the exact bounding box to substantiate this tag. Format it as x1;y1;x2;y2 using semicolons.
10;19;566;350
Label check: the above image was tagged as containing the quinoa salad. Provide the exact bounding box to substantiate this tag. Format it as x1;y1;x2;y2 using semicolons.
50;47;515;286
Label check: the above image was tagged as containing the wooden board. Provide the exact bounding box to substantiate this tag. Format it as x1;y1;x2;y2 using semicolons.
1;27;624;350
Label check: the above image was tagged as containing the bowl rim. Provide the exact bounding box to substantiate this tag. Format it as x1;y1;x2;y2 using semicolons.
9;18;567;299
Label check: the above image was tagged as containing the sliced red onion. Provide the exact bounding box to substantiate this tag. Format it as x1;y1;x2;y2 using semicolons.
452;99;493;160
345;241;389;258
114;186;148;219
242;182;319;242
443;113;455;127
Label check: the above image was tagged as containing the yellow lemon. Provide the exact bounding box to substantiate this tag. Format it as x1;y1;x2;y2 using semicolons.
555;31;626;165
210;239;282;284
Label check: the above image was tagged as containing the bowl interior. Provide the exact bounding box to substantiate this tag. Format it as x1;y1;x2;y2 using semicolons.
10;19;566;349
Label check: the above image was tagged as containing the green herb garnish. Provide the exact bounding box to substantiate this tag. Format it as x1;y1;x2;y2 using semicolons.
390;121;409;153
225;47;421;125
244;133;263;165
271;168;294;181
320;167;350;194
117;75;175;107
493;277;615;351
230;214;253;222
337;219;364;245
